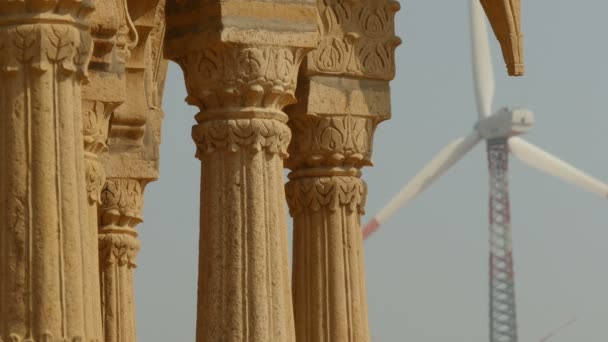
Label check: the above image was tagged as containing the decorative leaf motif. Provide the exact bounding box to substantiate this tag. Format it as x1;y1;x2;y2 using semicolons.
286;176;367;214
177;44;304;111
100;178;144;223
288;114;374;169
0;17;92;75
315;38;351;73
192;118;291;159
311;0;400;79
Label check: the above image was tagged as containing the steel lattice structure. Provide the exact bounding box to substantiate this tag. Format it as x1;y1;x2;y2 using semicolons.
487;140;518;342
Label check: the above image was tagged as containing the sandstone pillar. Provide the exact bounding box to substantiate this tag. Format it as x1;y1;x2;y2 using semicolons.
0;2;103;341
164;1;318;340
83;2;136;340
285;1;401;341
98;178;144;342
97;1;168;340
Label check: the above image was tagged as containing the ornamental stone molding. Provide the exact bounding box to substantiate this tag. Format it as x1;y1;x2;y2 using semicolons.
309;0;401;80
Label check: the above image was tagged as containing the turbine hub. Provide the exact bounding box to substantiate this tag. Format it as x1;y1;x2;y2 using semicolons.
477;107;534;140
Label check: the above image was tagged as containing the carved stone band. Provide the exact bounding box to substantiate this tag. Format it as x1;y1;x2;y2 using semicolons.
309;0;401;80
287;114;376;169
0;24;92;77
100;178;144;227
192;118;291;159
286;176;367;215
99;232;140;268
176;44;306;112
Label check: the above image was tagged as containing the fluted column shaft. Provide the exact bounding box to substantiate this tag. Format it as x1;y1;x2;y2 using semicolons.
286;174;369;341
0;2;102;341
285;0;401;341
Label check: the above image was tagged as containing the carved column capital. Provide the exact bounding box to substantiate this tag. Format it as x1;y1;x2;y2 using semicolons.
83;100;121;205
99;178;144;268
0;16;93;77
286;112;377;170
177;44;306;112
286;174;367;215
175;44;309;160
100;178;144;229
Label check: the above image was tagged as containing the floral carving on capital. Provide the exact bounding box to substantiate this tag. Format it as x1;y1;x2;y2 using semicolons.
100;178;144;228
286;176;367;214
176;44;307;112
83;100;120;204
0;24;92;76
99;232;140;268
287;113;376;169
83;101;116;155
192;118;291;159
98;178;144;267
309;0;401;80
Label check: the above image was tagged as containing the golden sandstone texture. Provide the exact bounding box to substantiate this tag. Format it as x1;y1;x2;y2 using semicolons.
481;0;524;76
0;1;519;341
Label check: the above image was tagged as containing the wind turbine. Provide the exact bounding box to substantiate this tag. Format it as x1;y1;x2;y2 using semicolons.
539;317;578;342
362;1;608;341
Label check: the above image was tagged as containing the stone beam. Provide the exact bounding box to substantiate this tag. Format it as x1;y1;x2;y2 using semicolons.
285;0;401;341
0;1;102;341
165;1;318;340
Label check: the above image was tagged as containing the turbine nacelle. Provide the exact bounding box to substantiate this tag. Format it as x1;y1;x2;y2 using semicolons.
477;107;534;140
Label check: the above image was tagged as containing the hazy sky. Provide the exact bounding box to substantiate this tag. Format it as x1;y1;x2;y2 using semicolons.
135;1;608;340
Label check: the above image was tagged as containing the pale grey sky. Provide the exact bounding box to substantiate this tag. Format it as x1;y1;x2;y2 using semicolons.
136;1;608;340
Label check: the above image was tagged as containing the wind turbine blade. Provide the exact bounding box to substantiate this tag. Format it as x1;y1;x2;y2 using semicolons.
470;0;495;118
509;137;608;198
539;317;578;342
363;131;482;239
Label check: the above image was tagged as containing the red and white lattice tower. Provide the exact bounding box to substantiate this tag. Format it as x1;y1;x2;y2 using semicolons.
487;140;518;342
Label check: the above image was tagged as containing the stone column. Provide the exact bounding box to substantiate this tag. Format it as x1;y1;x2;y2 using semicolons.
98;178;144;342
97;1;168;341
0;2;103;341
285;1;400;341
164;1;318;340
83;2;136;340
